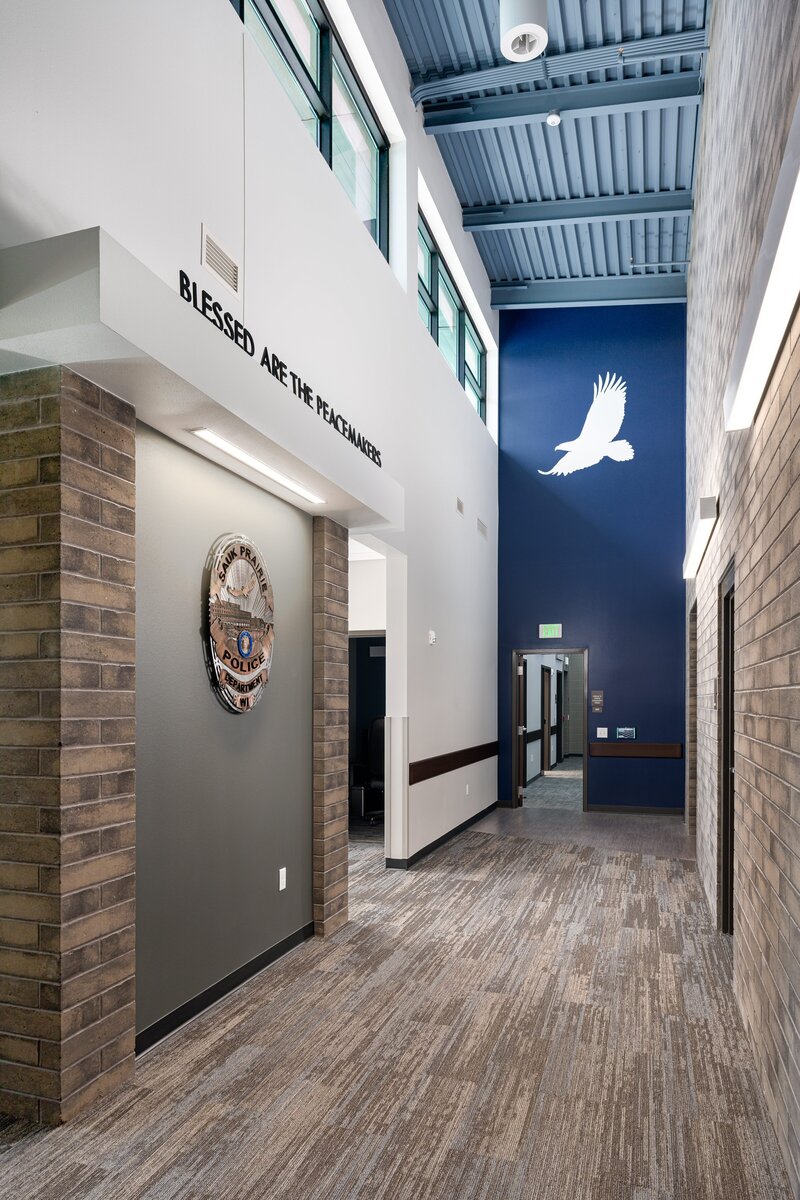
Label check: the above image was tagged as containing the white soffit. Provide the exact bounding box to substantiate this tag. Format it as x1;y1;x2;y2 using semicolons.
349;537;385;561
0;227;404;529
723;95;800;431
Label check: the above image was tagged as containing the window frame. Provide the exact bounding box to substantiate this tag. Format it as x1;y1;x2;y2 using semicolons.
237;0;389;259
417;213;487;422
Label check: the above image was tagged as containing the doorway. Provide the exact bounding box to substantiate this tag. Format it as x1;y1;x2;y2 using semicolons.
348;634;386;840
541;666;552;771
686;602;697;834
513;649;588;810
719;565;735;934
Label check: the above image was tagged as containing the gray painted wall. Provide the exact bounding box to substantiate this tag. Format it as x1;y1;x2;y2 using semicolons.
135;424;313;1034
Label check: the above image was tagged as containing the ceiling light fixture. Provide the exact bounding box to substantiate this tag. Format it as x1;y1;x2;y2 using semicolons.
192;429;325;505
682;495;718;579
546;109;561;127
723;98;800;431
500;0;548;62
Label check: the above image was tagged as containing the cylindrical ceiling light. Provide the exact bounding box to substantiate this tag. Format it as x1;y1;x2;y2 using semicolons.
499;0;548;62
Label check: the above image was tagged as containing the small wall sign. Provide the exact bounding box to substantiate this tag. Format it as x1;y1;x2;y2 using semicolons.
206;534;275;713
616;727;637;740
591;690;604;713
539;623;562;639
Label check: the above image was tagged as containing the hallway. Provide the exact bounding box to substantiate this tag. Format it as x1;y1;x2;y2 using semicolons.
524;760;583;809
0;823;790;1200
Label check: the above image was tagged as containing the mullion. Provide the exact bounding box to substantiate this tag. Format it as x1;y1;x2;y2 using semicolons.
249;0;326;119
318;24;333;165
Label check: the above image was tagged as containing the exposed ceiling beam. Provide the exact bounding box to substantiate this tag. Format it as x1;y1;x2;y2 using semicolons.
425;73;702;134
464;191;694;232
491;275;687;308
411;30;708;105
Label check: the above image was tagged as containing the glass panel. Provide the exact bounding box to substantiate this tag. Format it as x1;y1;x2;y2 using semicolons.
245;2;319;143
270;0;319;81
417;227;432;290
465;317;483;382
437;270;459;375
332;64;380;243
418;290;432;331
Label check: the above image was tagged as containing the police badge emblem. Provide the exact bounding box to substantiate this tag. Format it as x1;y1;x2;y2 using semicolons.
206;534;275;713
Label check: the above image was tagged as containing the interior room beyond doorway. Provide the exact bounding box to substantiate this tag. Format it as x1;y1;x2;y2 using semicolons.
519;651;586;811
348;537;387;850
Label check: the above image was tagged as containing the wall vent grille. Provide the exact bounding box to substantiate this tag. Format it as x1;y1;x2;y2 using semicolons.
477;517;488;538
456;497;464;514
201;226;239;294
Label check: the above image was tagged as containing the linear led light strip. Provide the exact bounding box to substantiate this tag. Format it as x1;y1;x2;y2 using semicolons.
683;495;718;580
192;429;325;505
724;97;800;431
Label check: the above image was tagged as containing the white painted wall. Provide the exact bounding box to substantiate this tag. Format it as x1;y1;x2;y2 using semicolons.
0;0;499;859
349;560;387;633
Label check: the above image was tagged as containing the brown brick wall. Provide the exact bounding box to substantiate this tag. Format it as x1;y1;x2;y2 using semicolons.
687;2;800;1191
312;516;348;937
0;366;135;1123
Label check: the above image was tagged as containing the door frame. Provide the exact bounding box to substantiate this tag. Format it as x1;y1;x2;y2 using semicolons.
718;563;736;935
555;669;564;763
512;647;589;810
541;666;552;772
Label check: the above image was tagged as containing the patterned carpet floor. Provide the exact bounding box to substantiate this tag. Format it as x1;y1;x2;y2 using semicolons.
0;829;791;1199
524;760;584;809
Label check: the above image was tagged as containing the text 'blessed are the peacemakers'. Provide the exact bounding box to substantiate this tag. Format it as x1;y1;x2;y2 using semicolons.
179;271;382;468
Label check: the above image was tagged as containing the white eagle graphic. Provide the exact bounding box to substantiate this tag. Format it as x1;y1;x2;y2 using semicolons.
539;372;634;477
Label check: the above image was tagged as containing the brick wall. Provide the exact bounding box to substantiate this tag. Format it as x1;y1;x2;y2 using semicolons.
686;1;800;1192
0;366;135;1123
312;517;349;937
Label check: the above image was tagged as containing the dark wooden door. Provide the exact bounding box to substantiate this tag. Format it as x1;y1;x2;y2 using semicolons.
541;668;552;772
719;567;735;935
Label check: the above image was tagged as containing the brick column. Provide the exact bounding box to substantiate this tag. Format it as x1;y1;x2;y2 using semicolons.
0;366;135;1123
312;516;348;936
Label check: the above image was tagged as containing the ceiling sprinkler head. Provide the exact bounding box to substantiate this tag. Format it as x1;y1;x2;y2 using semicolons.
499;0;549;63
546;109;561;127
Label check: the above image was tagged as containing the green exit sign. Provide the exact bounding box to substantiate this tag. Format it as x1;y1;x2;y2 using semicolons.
539;623;562;639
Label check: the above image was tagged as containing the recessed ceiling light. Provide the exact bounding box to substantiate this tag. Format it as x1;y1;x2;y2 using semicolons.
192;429;325;505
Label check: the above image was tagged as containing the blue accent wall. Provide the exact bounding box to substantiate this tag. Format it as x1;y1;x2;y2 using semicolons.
499;304;686;810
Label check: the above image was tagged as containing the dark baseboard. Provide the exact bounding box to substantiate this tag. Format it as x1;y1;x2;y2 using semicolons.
135;922;315;1055
386;802;497;870
586;805;684;815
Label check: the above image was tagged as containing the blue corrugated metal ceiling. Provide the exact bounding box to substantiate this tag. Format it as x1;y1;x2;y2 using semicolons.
383;0;708;306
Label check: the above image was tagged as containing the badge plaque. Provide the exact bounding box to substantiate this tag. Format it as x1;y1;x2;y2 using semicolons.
206;534;275;713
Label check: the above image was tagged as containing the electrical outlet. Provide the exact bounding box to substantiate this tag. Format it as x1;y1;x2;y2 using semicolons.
465;783;470;796
278;867;287;891
597;727;608;739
